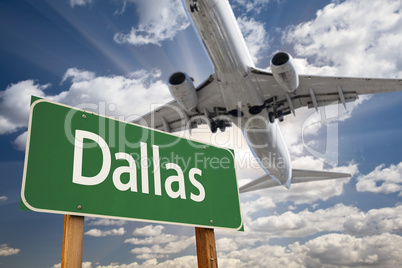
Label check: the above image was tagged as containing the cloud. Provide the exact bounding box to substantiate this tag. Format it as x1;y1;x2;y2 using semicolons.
217;205;402;267
216;238;239;252
132;225;165;236
221;233;402;267
0;68;171;150
61;68;96;84
130;236;194;256
85;227;125;237
356;162;402;195
0;244;20;256
125;234;178;245
248;204;358;237
250;204;402;238
237;17;268;64
82;231;402;267
69;0;92;8
343;205;402;236
0;80;47;135
218;203;402;259
13;131;28;151
0;196;7;202
273;1;401;166
136;254;167;260
285;0;402;78
300;233;402;267
233;0;271;14
95;256;197;268
125;225;194;260
51;68;170;118
86;218;126;226
114;0;189;46
53;262;92;268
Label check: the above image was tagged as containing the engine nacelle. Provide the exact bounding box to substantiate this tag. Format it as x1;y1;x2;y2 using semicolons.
168;72;198;112
270;52;299;92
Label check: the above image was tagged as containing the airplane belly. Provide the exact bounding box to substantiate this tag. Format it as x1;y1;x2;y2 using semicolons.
238;113;292;187
217;74;265;111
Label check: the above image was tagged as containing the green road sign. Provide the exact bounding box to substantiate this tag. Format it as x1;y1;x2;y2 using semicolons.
21;98;242;230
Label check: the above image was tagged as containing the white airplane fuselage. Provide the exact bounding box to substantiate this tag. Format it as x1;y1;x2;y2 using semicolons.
182;0;292;186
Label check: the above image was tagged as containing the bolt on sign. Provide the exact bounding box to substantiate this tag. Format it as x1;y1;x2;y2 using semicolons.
20;98;242;230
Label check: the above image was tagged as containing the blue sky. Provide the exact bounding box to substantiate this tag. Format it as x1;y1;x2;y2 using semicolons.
1;0;402;267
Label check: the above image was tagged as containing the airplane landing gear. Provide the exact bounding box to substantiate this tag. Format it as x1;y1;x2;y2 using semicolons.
190;0;199;12
210;121;217;133
209;120;229;133
218;121;226;132
268;112;275;124
268;110;284;123
277;110;284;122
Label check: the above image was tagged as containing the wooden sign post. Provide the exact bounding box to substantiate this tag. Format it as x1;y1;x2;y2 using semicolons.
195;227;218;268
61;215;85;268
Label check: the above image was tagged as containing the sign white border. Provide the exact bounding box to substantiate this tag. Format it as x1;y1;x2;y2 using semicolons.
21;98;243;231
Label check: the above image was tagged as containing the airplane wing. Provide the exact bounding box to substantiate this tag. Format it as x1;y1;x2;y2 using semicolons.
133;68;401;132
132;75;227;132
250;67;402;117
239;169;351;193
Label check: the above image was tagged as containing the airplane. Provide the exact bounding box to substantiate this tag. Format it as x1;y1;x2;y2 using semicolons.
133;0;402;193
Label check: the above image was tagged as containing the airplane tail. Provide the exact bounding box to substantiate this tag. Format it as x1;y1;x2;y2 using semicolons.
239;169;350;194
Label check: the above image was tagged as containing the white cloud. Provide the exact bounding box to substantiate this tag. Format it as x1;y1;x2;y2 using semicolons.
69;0;92;8
114;0;189;46
53;204;402;267
130;236;194;255
356;162;402;195
249;203;402;237
13;131;28;151
216;237;239;252
61;68;96;84
285;0;402;78
63;232;402;267
300;233;402;267
126;225;194;260
96;256;197;268
0;196;7;202
0;244;20;256
216;203;402;267
136;254;167;260
344;205;402;236
249;204;359;237
269;0;400;164
240;195;276;225
218;203;402;259
0;80;47;135
85;227;125;237
0;68;171;150
132;225;165;236
53;261;92;268
51;68;170;118
125;234;178;245
237;17;268;64
223;232;402;267
86;218;126;226
233;0;271;14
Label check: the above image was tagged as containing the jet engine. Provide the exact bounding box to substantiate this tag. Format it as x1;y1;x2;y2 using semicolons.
270;52;299;92
168;72;198;112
